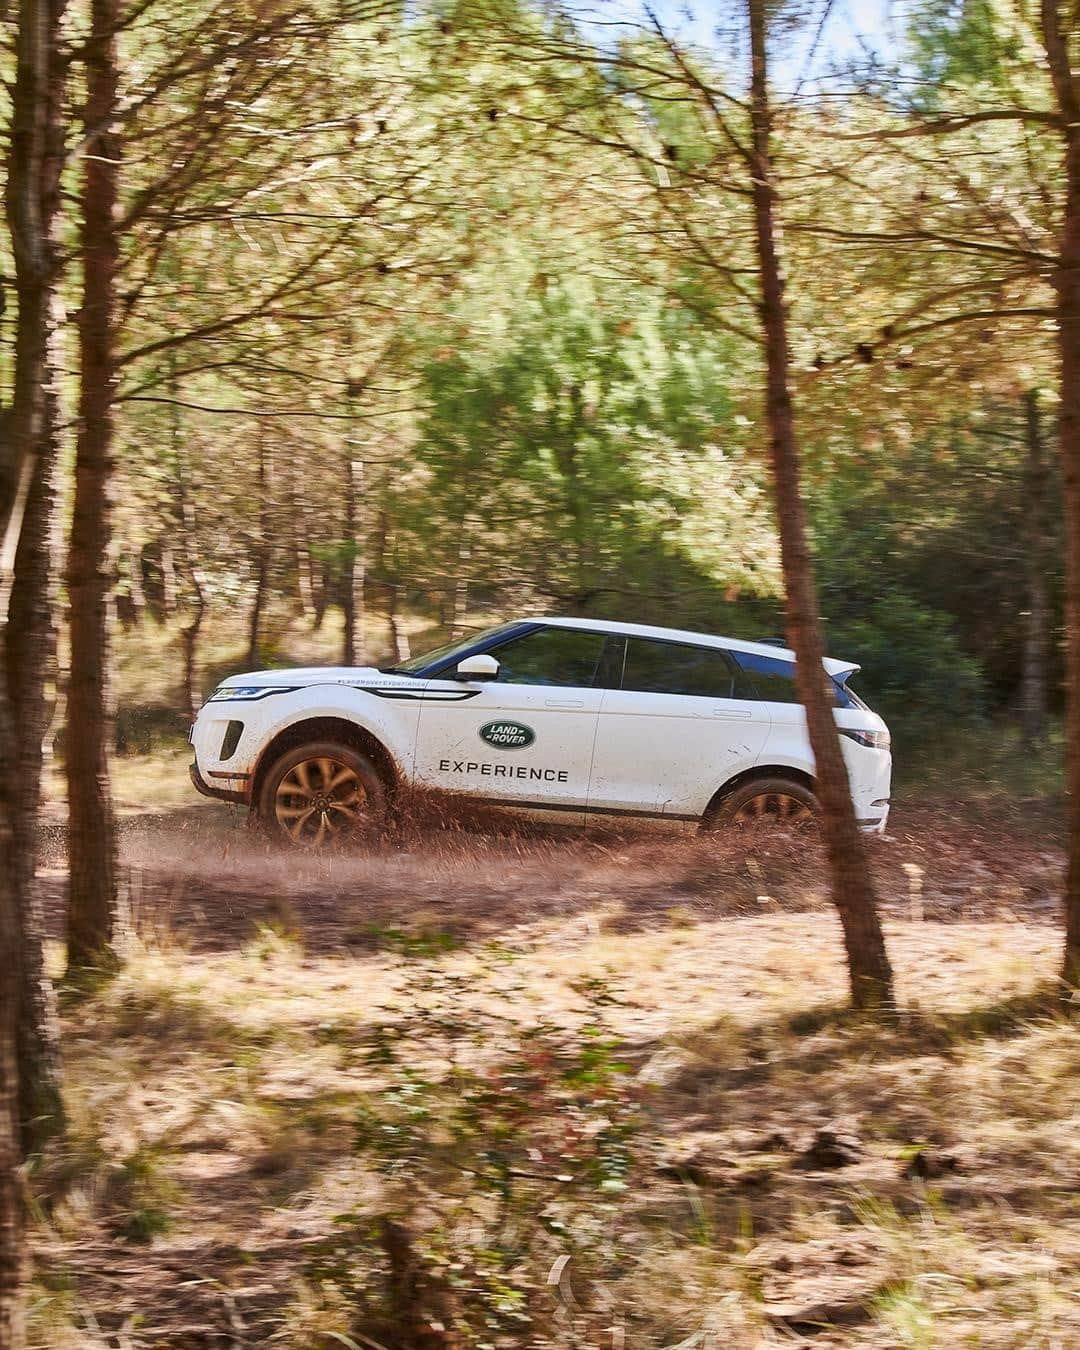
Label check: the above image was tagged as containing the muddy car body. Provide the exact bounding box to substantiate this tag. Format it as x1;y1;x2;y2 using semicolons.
190;617;892;847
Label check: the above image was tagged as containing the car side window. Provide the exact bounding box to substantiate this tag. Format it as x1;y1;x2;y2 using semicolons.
489;627;608;687
620;638;748;699
594;636;627;690
733;651;801;702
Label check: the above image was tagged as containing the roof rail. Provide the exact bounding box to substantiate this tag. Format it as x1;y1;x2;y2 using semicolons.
758;637;788;648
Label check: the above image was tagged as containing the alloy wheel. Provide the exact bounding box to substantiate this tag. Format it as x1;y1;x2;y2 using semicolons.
733;790;814;825
274;756;368;847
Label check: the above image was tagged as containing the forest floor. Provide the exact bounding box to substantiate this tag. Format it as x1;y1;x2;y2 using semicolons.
27;786;1080;1348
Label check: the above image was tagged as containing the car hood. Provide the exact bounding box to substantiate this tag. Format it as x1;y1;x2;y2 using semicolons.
218;665;424;689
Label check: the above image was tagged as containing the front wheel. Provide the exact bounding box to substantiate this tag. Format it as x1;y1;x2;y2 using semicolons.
257;741;387;849
704;777;819;831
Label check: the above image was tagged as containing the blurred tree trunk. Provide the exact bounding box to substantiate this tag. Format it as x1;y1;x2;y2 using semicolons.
288;458;315;623
170;388;205;723
123;548;145;627
1041;0;1080;987
747;0;892;1008
159;541;177;618
247;431;269;670
8;391;63;1151
178;503;206;723
4;0;68;1162
313;558;329;630
1020;389;1049;748
451;524;470;639
388;584;411;662
342;452;364;666
1;0;70;1322
0;684;26;1345
66;0;121;975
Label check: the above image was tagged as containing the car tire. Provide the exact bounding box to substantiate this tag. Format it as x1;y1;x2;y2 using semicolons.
704;776;819;831
257;740;387;849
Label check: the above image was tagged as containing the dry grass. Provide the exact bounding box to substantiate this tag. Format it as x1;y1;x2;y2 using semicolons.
26;800;1080;1347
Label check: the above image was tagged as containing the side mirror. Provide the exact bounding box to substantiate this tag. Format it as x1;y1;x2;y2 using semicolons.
454;652;500;682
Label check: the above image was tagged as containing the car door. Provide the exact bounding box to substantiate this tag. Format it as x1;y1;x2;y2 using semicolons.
588;637;771;822
412;626;608;823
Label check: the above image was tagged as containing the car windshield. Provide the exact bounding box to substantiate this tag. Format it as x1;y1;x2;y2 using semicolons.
381;621;522;675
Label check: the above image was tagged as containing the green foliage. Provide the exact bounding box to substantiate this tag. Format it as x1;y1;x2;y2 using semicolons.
830;590;986;726
906;0;1020;104
307;959;642;1338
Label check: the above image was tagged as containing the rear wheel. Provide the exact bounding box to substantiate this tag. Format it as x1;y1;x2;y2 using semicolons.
705;776;819;831
258;741;386;849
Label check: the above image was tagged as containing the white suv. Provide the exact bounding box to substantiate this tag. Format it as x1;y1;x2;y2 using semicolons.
190;617;892;847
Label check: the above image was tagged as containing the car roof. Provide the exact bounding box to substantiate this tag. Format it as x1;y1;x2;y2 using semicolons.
531;616;858;677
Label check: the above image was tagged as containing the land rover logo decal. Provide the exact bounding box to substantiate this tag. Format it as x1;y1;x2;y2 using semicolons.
479;720;535;750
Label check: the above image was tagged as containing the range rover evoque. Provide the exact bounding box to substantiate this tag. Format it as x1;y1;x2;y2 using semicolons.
189;617;892;847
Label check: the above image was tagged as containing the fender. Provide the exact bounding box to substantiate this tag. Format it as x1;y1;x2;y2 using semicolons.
192;681;427;797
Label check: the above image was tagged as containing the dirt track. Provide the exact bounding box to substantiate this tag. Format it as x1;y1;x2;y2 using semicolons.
28;795;1078;1348
37;795;1066;956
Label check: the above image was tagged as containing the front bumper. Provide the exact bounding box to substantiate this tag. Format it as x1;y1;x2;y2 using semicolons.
190;760;250;805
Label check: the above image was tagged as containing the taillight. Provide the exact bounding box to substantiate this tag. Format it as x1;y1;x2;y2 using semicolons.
840;727;891;750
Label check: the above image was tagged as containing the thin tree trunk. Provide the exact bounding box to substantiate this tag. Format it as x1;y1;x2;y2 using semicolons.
342;452;364;666
0;679;26;1347
313;559;329;631
170;396;206;723
66;0;122;975
1041;0;1080;987
124;547;146;628
1;0;70;1315
297;542;316;623
388;584;411;662
747;0;892;1009
247;431;269;670
3;0;68;1173
8;390;63;1153
159;540;177;619
291;465;315;623
1020;390;1050;748
451;525;470;640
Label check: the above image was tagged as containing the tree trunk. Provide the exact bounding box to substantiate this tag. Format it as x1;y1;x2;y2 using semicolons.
8;391;64;1153
1020;390;1050;748
66;0;122;975
159;540;177;619
3;0;68;1170
171;399;206;723
388;584;411;662
0;684;27;1347
342;452;364;666
313;559;329;631
291;469;315;623
123;547;146;628
1041;0;1080;987
1;0;70;1318
451;525;470;640
247;432;270;671
747;0;892;1009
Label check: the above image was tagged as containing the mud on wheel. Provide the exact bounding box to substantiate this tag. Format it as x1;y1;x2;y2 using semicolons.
257;740;387;849
705;776;819;831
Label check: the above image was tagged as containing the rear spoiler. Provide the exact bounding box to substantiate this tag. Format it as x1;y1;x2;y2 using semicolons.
823;657;860;683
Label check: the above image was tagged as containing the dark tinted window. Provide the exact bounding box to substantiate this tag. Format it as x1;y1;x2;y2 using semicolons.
734;651;801;703
595;636;627;690
491;627;607;687
621;639;747;699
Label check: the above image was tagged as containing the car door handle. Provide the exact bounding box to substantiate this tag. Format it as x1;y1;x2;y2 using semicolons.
713;708;752;719
546;698;584;709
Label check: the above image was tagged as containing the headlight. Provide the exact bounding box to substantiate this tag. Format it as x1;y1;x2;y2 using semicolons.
206;685;297;703
839;727;891;750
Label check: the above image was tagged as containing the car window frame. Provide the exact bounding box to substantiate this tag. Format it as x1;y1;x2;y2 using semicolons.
615;635;753;702
453;623;621;690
